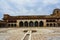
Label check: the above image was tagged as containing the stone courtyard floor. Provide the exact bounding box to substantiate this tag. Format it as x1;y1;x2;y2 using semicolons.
0;27;60;40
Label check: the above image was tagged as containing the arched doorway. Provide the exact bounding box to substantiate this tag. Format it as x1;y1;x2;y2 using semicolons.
50;23;52;27
0;24;6;28
24;21;28;27
14;24;16;27
35;21;38;27
29;21;33;27
19;21;23;27
58;23;60;27
46;23;49;27
39;21;44;27
54;23;55;27
11;24;13;27
8;24;10;27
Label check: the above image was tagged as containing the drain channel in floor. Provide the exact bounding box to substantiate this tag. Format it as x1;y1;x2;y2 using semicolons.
23;34;30;40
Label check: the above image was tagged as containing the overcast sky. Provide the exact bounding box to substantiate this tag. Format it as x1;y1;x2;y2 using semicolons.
0;0;60;19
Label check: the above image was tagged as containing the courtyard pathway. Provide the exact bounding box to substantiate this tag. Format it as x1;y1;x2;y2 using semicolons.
0;27;60;40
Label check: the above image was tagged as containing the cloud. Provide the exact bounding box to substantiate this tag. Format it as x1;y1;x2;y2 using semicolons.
0;0;60;17
42;0;59;5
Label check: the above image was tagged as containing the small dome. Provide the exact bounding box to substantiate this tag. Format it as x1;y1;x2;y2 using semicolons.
54;8;60;11
53;8;60;14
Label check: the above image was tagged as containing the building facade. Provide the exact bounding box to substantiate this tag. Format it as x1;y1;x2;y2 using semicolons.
0;8;60;27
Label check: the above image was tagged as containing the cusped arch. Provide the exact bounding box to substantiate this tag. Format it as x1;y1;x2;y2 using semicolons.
24;21;28;27
39;21;44;27
35;21;38;27
46;23;49;27
54;23;55;27
50;23;52;27
11;24;13;27
19;21;23;27
14;24;16;27
29;21;33;27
